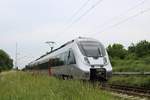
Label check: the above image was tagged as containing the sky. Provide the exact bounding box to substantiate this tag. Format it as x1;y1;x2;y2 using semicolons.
0;0;150;69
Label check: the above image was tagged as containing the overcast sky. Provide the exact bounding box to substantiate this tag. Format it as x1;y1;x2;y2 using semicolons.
0;0;150;69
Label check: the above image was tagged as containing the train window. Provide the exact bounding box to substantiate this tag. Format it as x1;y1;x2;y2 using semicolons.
68;49;76;64
48;50;75;66
59;54;65;65
49;52;68;66
49;57;63;67
38;62;49;69
78;41;106;57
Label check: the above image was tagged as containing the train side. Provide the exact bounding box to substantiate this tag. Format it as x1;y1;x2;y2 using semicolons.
25;37;112;81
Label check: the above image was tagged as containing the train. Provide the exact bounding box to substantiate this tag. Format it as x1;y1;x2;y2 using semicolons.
25;37;112;81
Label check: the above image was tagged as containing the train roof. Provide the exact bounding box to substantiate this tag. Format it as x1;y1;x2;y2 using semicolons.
28;37;99;65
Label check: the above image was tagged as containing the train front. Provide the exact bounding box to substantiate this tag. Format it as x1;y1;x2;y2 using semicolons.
77;39;112;81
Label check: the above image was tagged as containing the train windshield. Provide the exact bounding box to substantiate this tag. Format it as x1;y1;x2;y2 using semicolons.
78;41;106;57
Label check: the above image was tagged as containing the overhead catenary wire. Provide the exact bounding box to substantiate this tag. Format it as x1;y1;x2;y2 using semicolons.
122;0;147;14
59;0;149;38
63;0;146;34
95;0;148;29
63;0;103;32
68;0;91;22
95;7;150;34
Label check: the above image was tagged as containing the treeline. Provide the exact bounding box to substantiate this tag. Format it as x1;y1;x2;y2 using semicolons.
0;49;13;72
107;40;150;61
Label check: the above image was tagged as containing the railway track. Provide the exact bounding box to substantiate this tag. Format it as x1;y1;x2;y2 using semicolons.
113;72;150;76
100;83;150;99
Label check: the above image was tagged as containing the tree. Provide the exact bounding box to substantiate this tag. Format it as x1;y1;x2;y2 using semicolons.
128;43;136;53
0;49;13;71
107;44;127;59
135;40;150;57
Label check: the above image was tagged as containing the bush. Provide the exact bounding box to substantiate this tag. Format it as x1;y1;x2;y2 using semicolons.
143;56;150;64
135;40;150;57
107;44;127;59
125;53;138;60
0;49;13;71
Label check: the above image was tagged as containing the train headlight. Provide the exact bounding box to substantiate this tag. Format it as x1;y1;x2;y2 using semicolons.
84;57;90;64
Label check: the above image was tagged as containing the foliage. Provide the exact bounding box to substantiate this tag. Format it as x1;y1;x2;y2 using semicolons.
107;40;150;60
107;44;127;59
128;40;150;57
0;71;122;100
128;43;136;53
107;40;150;72
0;49;13;71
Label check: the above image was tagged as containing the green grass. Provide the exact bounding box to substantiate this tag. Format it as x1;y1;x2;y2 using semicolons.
0;71;122;100
110;58;150;88
110;57;150;88
109;76;150;88
112;59;150;72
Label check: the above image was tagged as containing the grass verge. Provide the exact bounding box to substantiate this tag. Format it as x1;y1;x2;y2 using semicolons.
109;76;150;88
112;59;150;72
0;71;123;100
